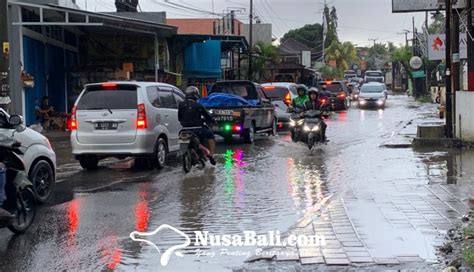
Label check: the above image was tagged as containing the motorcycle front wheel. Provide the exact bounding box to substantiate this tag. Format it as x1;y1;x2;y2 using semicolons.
182;151;193;173
8;187;37;234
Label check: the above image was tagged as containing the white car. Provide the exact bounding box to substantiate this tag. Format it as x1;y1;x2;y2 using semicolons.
0;109;56;203
70;81;185;170
358;82;387;109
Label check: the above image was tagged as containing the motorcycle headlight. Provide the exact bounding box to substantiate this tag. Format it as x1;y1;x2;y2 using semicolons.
303;125;311;132
290;120;296;127
312;126;320;132
297;119;304;125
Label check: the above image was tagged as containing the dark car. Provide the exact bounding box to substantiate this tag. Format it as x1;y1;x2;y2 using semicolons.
318;81;351;111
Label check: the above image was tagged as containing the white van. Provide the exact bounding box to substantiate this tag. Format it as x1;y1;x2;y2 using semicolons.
70;82;184;170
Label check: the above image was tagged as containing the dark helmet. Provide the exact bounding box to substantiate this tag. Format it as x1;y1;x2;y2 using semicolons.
184;86;200;100
296;84;308;96
308;88;319;98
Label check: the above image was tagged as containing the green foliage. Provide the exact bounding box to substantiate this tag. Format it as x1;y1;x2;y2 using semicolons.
367;43;390;70
392;45;414;87
319;65;342;79
324;6;339;48
251;42;279;82
325;41;359;72
282;24;323;50
428;12;445;34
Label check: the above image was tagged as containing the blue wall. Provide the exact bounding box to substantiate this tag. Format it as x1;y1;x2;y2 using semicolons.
23;36;77;125
184;40;221;79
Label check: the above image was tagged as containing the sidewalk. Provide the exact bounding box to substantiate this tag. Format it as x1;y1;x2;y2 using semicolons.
382;101;443;148
42;130;75;167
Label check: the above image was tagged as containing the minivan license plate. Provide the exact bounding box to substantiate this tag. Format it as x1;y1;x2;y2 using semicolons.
94;122;118;130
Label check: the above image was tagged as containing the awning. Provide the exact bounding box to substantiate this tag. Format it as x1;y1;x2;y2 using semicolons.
9;1;177;36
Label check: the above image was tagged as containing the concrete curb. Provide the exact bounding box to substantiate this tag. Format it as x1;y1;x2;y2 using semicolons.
412;138;462;149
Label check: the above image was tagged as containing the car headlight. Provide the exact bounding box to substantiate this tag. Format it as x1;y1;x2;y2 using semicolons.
377;99;384;105
359;99;367;104
303;125;311;132
312;126;320;132
43;137;52;150
297;119;304;125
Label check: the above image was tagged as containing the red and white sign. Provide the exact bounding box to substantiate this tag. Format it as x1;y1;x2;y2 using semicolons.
428;33;468;61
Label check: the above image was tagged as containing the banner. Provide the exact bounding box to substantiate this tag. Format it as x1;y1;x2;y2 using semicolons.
428;33;468;61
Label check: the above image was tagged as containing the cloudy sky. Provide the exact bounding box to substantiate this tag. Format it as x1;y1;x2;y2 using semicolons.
78;0;428;46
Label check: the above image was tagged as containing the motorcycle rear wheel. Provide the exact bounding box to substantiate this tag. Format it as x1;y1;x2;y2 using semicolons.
8;187;37;234
182;151;193;173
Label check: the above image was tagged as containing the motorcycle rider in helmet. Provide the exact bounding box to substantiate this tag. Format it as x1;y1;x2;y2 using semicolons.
289;85;309;142
303;89;327;141
292;85;309;111
178;86;216;165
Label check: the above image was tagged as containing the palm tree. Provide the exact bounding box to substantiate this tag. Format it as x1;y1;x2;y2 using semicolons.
325;41;359;72
251;42;279;82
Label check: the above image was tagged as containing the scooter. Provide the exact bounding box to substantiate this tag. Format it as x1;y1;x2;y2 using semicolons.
300;110;326;150
179;127;211;173
0;118;37;233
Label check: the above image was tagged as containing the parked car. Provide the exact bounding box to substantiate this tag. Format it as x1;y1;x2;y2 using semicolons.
261;82;299;106
364;70;385;83
70;82;185;170
318;81;351;111
358;82;387;109
206;80;276;143
0;109;56;203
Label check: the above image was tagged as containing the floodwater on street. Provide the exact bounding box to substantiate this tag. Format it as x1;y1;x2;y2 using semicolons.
1;95;473;271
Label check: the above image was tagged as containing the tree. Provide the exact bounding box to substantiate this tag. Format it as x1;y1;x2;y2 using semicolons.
281;24;323;50
251;42;279;82
428;12;445;34
325;41;359;72
367;43;390;70
324;6;339;48
392;45;414;89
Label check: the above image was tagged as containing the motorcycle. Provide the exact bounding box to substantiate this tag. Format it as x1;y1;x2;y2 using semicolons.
179;127;211;173
300;110;326;150
0;117;37;233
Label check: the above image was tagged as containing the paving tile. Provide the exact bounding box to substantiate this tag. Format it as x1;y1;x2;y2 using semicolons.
298;248;322;258
325;258;350;265
300;257;325;265
323;253;347;259
396;256;425;263
373;258;401;265
348;256;374;263
341;241;364;247
322;248;345;254
346;251;370;257
344;246;370;252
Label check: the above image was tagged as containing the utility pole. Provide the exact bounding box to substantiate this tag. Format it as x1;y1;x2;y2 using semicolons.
368;38;378;47
445;0;453;138
0;0;10;112
322;0;327;64
397;30;410;47
425;11;430;97
452;4;460;135
247;0;253;81
468;0;474;91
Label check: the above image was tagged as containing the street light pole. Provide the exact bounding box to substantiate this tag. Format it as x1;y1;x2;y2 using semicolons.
247;0;253;81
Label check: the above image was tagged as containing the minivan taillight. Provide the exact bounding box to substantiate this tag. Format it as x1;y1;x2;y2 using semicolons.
136;104;147;129
70;106;77;130
284;92;292;105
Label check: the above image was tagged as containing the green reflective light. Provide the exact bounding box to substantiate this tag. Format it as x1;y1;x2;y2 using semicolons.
224;124;232;131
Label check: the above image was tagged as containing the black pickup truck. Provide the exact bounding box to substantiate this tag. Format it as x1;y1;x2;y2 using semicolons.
206;81;276;143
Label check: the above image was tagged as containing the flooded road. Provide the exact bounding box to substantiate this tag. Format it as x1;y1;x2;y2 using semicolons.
1;95;471;271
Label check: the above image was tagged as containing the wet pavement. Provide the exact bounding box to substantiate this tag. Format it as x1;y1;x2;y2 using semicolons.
1;95;472;271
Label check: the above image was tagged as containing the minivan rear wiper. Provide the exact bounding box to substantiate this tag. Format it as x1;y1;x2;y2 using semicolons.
87;108;113;114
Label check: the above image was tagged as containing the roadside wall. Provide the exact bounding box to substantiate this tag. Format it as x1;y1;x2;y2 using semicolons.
456;91;474;141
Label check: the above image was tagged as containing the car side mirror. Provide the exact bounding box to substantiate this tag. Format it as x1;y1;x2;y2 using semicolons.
9;115;23;127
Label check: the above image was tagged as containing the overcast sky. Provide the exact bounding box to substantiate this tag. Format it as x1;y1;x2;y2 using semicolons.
78;0;428;46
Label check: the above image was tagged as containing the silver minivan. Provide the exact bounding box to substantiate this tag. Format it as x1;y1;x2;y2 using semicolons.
70;82;184;170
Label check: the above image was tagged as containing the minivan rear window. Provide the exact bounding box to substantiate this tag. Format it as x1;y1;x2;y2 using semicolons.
262;87;290;100
77;85;138;110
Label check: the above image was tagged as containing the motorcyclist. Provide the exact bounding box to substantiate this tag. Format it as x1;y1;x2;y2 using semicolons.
303;89;327;141
178;86;217;165
291;85;309;111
